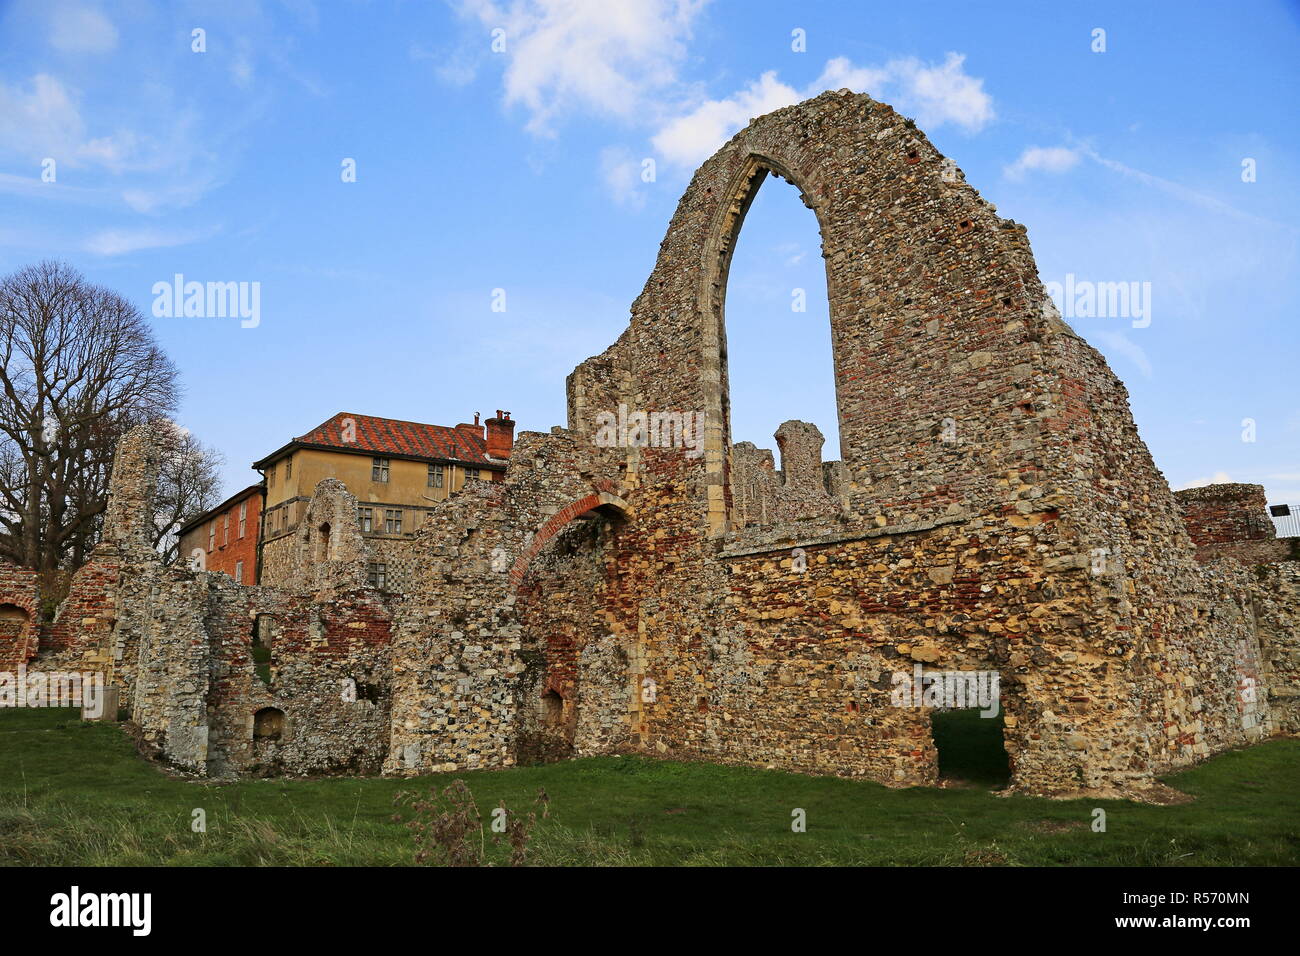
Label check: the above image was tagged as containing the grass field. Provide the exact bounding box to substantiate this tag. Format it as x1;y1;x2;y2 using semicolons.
2;707;1297;866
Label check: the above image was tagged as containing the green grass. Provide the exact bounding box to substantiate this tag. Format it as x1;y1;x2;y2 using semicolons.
1;707;1297;866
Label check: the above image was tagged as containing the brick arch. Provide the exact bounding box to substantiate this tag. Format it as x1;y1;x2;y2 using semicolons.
508;491;627;590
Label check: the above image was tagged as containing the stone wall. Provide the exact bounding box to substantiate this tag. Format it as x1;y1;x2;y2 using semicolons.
9;92;1296;798
1174;483;1295;565
0;560;39;669
391;90;1299;799
1254;562;1300;733
731;420;842;529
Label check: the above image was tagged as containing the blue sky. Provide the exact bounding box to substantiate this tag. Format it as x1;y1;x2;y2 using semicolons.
2;0;1298;506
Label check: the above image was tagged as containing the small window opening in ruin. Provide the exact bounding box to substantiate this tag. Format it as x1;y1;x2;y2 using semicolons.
724;167;840;469
697;696;709;713
846;700;859;714
0;603;28;623
317;522;332;562
0;604;29;646
251;615;274;686
930;709;1011;790
540;690;564;728
253;707;284;741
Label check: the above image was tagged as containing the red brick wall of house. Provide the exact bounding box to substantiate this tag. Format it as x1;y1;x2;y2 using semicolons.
178;490;263;583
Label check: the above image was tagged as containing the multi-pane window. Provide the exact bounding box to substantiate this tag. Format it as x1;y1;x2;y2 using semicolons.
208;523;215;552
465;468;480;481
428;463;444;488
372;457;390;482
358;506;373;533
384;509;402;534
367;562;387;588
268;464;275;488
284;455;292;480
238;501;247;538
223;513;229;545
234;560;244;585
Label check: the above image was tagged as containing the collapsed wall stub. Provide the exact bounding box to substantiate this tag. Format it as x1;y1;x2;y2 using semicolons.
101;421;167;561
276;478;373;594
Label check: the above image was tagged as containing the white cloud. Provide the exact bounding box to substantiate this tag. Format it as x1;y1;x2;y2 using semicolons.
83;227;210;256
1004;145;1080;180
1180;471;1234;489
0;74;95;164
457;0;707;134
653;53;994;169
653;71;801;167
851;53;993;132
50;4;118;54
452;6;993;198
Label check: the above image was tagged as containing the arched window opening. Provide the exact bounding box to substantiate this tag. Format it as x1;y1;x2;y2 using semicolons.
253;707;285;741
722;167;841;529
316;522;332;562
540;690;564;728
0;604;30;648
251;615;275;687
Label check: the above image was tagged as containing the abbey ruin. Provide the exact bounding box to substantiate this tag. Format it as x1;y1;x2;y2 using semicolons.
3;92;1297;799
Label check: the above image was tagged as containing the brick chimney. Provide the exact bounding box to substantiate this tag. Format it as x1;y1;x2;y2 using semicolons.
486;410;515;459
455;412;485;440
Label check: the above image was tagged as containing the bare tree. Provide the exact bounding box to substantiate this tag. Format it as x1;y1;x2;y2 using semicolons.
152;424;225;565
0;261;180;586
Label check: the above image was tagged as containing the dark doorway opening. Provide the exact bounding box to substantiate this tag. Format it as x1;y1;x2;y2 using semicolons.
930;709;1011;789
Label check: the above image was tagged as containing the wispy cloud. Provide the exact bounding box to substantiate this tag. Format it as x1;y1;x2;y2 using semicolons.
599;146;647;209
1077;145;1292;231
1179;471;1234;489
49;2;118;54
1004;145;1080;180
83;226;215;257
1092;330;1153;378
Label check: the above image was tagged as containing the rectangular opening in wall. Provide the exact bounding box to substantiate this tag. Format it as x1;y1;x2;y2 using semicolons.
930;709;1010;789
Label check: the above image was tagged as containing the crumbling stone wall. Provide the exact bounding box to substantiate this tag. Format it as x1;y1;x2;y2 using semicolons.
17;423;398;777
1175;483;1295;565
0;560;39;669
1253;563;1300;733
404;90;1298;799
384;426;624;774
11;92;1296;798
